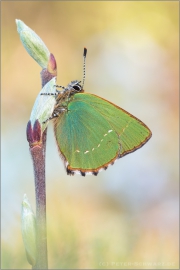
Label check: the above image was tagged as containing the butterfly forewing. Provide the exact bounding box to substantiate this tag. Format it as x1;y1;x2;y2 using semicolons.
54;93;152;174
54;97;119;172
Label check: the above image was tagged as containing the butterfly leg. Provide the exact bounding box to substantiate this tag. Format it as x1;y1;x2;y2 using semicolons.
55;85;69;94
41;84;68;96
41;92;58;96
41;88;66;96
55;84;66;90
42;107;67;124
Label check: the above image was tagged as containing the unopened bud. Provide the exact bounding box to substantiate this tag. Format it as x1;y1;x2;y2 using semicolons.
30;77;57;132
16;19;50;68
21;194;36;266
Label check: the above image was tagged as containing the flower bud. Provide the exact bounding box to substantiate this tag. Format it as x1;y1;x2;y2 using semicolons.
21;194;36;266
16;19;50;68
30;77;57;132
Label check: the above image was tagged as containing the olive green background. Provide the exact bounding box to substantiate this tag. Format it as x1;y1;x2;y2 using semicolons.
1;1;179;269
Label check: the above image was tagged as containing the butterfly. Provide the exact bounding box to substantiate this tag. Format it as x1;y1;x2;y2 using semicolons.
42;48;152;176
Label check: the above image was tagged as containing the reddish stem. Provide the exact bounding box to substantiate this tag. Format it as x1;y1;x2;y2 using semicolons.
27;120;48;269
26;53;57;269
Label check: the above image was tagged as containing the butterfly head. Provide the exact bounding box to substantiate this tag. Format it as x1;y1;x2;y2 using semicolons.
66;80;83;92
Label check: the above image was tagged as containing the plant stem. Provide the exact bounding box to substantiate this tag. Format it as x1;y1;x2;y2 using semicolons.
30;130;48;269
26;54;57;269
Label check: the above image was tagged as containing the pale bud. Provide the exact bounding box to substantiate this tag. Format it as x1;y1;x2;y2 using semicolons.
21;194;36;266
16;19;50;68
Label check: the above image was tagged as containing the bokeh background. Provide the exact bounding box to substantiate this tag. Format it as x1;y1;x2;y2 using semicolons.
1;1;179;269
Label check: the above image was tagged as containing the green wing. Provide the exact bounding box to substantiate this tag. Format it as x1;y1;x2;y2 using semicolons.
54;93;152;176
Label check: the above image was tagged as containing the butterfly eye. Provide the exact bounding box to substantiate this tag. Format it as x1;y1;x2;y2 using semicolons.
73;85;81;91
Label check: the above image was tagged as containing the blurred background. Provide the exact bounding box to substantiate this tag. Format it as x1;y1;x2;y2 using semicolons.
1;1;179;269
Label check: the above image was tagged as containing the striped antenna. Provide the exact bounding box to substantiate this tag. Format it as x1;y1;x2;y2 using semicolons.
82;47;87;88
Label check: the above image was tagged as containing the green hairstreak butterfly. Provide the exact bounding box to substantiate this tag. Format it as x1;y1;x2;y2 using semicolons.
42;48;152;176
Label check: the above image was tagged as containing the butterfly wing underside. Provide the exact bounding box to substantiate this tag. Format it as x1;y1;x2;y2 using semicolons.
54;93;152;175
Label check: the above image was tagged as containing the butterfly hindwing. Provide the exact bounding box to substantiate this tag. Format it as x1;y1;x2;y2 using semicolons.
54;93;152;175
78;93;151;157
